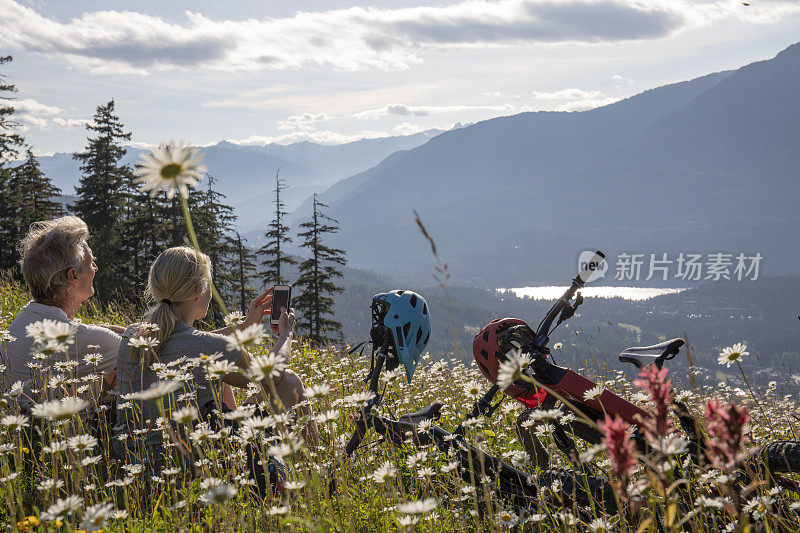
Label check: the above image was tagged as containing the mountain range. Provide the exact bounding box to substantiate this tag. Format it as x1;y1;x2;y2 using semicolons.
36;130;442;232
290;42;800;287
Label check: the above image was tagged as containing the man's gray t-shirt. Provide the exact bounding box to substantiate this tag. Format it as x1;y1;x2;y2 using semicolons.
114;323;243;467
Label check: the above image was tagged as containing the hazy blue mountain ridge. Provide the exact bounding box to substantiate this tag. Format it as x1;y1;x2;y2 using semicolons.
34;130;442;233
298;44;799;287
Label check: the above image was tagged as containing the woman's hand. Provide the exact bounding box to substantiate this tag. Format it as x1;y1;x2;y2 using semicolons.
243;287;274;327
274;307;296;336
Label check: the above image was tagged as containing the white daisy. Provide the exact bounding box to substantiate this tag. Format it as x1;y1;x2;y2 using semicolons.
67;434;98;452
583;383;605;401
199;478;237;505
134;141;206;199
171;406;198;425
121;380;182;401
496;509;519;528
247;353;286;381
369;461;398;483
717;343;749;367
226;323;266;352
128;336;159;349
223;311;247;327
397;515;420;528
306;383;331;398
314;410;340;423
496;349;530;391
41;494;83;521
1;414;29;431
81;502;114;532
31;397;89;422
397;498;437;514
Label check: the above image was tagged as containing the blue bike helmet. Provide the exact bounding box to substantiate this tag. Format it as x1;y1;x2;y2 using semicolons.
372;290;431;383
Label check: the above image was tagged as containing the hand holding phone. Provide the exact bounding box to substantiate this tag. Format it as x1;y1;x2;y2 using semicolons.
270;285;292;326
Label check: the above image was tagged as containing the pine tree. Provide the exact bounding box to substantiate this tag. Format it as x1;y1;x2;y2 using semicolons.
259;168;296;285
72;99;133;300
118;171;170;291
0;56;23;165
0;56;25;271
192;174;238;321
294;194;346;344
11;148;64;234
229;232;259;315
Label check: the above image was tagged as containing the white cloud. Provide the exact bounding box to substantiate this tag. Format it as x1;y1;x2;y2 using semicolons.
8;97;86;131
531;88;605;100
356;103;516;119
277;112;332;131
3;0;793;74
51;117;88;130
393;122;425;135
14;98;61;116
227;129;391;146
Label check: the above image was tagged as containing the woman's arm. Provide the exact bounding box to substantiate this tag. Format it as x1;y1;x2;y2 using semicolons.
95;323;126;334
223;308;296;402
212;287;275;336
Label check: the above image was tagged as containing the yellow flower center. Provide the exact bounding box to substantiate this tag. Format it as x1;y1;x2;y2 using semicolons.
502;513;512;522
161;163;183;179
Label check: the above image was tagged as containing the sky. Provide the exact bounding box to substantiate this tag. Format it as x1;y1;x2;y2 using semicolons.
1;0;799;155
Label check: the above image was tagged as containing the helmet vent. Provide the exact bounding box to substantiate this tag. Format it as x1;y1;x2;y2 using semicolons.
480;349;488;360
395;326;405;348
415;327;423;345
422;303;428;315
403;322;411;337
409;294;418;307
423;331;429;345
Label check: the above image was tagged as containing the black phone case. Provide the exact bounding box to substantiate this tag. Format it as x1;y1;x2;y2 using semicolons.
270;286;292;324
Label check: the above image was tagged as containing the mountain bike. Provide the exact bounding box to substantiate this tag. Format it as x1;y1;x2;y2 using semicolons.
469;251;800;511
339;300;617;512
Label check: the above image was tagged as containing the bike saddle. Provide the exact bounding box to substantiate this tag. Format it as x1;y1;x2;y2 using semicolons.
619;338;685;369
398;402;443;425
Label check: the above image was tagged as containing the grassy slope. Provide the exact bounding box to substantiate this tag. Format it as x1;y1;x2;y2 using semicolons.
0;280;797;532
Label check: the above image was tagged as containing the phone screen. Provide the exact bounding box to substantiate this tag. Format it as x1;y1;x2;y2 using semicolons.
270;285;291;324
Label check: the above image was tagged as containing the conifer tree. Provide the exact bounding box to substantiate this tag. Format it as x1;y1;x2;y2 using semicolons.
193;174;238;321
72;99;133;300
0;56;23;165
12;148;64;233
0;56;25;271
294;194;346;344
259;168;296;285
118;170;170;290
229;232;258;314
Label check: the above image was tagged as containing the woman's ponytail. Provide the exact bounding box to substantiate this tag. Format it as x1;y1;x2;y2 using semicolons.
134;246;212;365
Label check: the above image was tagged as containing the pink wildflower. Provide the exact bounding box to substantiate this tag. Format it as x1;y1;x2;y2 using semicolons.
633;365;674;440
600;414;636;496
705;398;749;471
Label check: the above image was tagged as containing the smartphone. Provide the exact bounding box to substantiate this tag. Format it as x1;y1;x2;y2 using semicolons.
270;285;292;325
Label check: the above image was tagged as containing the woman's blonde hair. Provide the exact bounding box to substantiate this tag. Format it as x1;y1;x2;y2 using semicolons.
18;216;90;301
139;246;212;360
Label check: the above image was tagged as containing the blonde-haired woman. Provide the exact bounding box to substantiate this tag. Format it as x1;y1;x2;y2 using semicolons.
115;246;304;494
5;216;123;410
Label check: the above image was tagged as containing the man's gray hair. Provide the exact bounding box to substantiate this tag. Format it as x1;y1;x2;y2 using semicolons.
18;216;90;301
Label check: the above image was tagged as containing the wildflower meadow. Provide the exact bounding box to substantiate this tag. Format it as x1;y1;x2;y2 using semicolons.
1;143;799;532
2;270;799;531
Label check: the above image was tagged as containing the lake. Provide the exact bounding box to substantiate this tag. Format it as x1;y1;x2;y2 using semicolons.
497;286;689;301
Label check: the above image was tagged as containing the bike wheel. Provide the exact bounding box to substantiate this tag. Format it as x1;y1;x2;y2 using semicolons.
537;468;618;515
744;440;800;476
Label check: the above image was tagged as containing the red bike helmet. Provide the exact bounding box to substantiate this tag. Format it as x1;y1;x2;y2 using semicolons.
473;318;547;409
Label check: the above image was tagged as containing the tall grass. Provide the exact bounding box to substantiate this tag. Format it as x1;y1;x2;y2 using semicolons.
1;277;799;531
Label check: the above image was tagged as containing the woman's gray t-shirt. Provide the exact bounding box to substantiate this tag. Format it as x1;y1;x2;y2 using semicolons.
114;323;243;467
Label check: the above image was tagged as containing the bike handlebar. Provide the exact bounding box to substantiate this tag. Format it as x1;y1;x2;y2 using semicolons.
536;250;604;338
